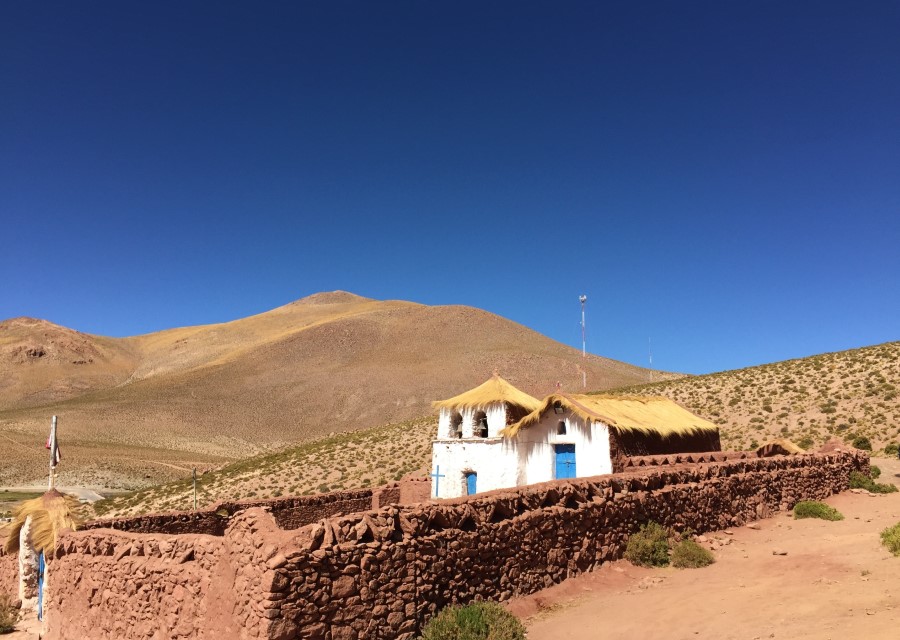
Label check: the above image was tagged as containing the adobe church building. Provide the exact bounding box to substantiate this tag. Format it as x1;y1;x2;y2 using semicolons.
431;376;721;499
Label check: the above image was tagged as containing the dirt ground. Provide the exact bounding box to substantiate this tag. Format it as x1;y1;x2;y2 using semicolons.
510;456;900;640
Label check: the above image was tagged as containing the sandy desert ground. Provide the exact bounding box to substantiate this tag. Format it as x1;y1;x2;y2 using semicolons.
512;456;900;640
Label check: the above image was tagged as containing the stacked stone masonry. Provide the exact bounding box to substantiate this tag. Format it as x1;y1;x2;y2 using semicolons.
43;451;867;640
0;552;16;598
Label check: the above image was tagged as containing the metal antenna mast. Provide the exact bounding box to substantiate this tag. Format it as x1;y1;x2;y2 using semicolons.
579;295;587;388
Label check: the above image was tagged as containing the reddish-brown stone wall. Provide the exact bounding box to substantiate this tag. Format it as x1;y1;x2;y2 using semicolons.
86;486;397;535
44;507;292;640
44;450;867;640
397;476;431;505
0;551;16;598
268;451;867;639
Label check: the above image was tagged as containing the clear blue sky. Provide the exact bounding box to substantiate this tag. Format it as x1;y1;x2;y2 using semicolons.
2;2;898;375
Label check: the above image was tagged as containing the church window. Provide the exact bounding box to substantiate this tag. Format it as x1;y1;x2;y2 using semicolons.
450;412;463;438
557;420;567;435
473;411;488;438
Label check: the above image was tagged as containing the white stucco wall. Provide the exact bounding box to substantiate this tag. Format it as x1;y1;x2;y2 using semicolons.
431;404;613;498
431;437;519;499
516;411;612;485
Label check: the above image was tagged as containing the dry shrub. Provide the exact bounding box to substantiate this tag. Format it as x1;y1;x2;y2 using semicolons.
0;593;17;634
793;501;844;521
419;602;525;640
624;521;670;567
671;539;715;568
882;523;900;557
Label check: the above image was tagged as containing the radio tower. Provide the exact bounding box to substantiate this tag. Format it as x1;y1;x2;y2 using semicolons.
579;295;587;388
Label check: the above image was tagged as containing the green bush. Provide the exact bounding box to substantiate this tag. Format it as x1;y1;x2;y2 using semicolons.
793;501;844;521
671;539;715;568
870;465;881;479
625;521;670;567
419;602;525;640
852;436;872;451
884;443;899;456
849;471;898;494
882;523;900;557
797;435;815;450
0;593;17;634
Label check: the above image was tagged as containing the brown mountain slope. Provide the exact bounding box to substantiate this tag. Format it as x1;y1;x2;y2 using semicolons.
0;292;667;489
93;340;899;518
0;317;139;408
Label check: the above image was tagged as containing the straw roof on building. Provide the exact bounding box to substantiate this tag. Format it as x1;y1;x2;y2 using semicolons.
432;375;542;412
756;438;805;457
501;393;719;438
3;490;80;558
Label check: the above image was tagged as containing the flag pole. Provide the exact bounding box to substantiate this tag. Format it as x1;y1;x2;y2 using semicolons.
48;415;58;491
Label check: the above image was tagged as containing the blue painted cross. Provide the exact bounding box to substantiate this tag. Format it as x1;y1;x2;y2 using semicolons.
430;465;446;498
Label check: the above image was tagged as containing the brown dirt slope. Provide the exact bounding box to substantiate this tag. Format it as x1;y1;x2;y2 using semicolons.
0;292;664;489
608;341;900;453
92;340;898;518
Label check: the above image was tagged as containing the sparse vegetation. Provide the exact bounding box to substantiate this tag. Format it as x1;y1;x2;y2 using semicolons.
884;443;899;456
0;593;17;634
625;522;671;567
793;501;844;521
852;436;872;451
607;342;900;455
882;523;900;557
418;602;525;640
670;539;715;568
849;471;898;494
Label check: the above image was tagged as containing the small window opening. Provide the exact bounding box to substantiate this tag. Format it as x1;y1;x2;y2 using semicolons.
553;402;565;415
450;412;463;439
557;420;567;435
473;411;488;438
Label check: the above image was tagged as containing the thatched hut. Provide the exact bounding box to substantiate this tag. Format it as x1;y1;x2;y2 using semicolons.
501;393;721;478
431;386;721;499
3;490;79;614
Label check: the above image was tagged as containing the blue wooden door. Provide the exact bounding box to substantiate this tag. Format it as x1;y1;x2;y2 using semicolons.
37;551;45;620
555;444;576;479
466;472;478;495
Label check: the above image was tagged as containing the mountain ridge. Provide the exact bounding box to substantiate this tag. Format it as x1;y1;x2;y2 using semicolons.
0;292;668;489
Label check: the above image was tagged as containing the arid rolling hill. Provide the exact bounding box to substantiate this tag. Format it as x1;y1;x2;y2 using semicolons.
0;291;666;489
92;340;899;519
609;341;900;452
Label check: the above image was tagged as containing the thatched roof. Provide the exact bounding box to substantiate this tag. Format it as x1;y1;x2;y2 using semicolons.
3;490;80;557
432;375;542;412
756;438;805;457
501;393;719;438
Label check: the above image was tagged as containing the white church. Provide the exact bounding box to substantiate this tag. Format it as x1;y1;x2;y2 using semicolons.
430;374;720;499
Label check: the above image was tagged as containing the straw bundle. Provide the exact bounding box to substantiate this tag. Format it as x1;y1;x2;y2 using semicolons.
3;490;80;557
501;393;719;438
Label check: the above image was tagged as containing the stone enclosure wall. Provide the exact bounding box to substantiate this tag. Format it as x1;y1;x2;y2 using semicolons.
45;450;867;640
0;551;16;598
85;482;418;536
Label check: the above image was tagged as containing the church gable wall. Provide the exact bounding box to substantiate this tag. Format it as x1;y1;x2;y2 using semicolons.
518;411;612;485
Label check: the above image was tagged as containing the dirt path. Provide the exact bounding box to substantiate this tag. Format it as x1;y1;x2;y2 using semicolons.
510;457;900;640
